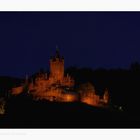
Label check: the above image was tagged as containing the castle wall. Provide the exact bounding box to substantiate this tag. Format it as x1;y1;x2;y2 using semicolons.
103;89;109;104
50;59;64;81
60;93;78;102
11;86;24;95
61;76;75;87
81;94;100;106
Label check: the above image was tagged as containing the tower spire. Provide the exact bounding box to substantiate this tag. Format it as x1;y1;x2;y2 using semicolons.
55;45;60;58
56;45;59;51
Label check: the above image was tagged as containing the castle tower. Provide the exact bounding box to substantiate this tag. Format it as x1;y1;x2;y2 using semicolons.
103;88;109;104
50;47;64;81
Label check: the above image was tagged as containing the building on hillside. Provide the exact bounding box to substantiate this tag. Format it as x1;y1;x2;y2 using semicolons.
11;48;109;107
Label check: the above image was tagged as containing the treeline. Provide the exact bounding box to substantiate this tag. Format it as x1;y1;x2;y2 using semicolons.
65;62;140;114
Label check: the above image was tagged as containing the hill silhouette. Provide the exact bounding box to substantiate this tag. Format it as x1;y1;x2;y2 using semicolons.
1;94;126;128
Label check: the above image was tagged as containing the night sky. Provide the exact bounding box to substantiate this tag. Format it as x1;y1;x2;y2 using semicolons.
0;12;140;77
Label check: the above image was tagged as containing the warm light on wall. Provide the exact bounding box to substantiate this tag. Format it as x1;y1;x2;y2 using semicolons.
12;86;23;95
64;94;76;102
81;97;93;105
81;95;99;106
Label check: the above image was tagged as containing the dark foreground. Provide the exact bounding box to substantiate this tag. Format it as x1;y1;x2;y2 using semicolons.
0;96;138;128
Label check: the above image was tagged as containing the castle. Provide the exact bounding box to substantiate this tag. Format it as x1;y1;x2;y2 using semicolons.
11;48;109;107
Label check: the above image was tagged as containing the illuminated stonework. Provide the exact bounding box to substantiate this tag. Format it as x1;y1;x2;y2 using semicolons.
12;86;24;95
11;48;109;107
103;88;109;104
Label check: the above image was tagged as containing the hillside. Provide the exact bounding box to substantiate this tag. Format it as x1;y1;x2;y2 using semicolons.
0;95;128;128
0;76;23;97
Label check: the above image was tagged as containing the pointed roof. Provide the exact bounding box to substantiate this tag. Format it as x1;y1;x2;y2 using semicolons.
55;45;60;58
50;46;64;60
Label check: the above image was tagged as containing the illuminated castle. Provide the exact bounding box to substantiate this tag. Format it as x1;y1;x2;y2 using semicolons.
11;48;109;107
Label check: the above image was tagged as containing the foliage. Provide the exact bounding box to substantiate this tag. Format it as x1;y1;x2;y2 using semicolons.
0;98;5;115
77;82;95;94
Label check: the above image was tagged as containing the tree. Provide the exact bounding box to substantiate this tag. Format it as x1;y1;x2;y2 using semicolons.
0;98;5;115
130;62;140;72
77;82;95;95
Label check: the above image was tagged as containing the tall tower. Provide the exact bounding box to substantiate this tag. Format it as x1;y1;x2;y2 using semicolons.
103;88;109;104
50;47;64;81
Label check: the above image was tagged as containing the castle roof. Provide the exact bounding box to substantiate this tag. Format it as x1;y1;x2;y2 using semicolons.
50;47;64;60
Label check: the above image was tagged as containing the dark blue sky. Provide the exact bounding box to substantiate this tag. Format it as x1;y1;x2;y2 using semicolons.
0;12;140;77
